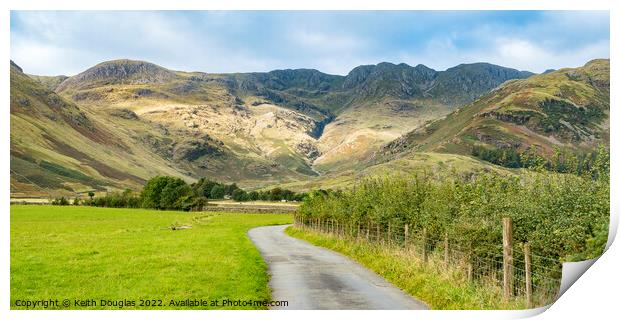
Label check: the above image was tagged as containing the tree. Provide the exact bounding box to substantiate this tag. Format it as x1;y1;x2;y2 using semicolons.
232;189;248;201
281;189;294;201
159;178;192;209
224;183;240;196
141;176;180;209
210;185;226;199
88;191;95;200
269;187;283;201
248;191;259;201
193;178;218;198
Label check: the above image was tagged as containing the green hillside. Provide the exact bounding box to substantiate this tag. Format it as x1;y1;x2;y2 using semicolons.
377;59;610;164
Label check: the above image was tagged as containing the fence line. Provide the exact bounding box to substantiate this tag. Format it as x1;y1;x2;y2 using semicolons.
293;216;561;308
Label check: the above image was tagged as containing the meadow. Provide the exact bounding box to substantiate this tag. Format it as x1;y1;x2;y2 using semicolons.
10;205;292;309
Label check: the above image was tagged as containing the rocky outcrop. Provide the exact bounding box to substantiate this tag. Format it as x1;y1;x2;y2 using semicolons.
295;141;321;162
110;108;139;120
172;134;224;162
57;59;176;92
341;62;532;106
480;110;531;125
474;131;521;149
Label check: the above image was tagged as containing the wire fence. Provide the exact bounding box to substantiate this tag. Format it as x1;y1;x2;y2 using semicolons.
293;216;561;308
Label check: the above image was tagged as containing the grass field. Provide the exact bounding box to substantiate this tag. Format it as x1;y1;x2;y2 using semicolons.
10;205;292;309
286;227;526;310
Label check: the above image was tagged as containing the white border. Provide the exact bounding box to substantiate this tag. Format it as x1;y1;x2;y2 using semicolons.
2;1;617;319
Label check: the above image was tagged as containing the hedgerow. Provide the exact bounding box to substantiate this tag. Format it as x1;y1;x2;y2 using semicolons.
298;167;609;263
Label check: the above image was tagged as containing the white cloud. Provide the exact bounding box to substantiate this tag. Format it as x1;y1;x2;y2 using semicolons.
489;37;608;72
10;11;610;76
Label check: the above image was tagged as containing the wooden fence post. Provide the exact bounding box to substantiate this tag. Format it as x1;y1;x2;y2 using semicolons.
366;221;370;241
388;222;392;246
503;217;514;301
404;224;409;248
357;222;361;241
377;223;382;245
422;227;428;263
524;243;532;308
444;233;449;268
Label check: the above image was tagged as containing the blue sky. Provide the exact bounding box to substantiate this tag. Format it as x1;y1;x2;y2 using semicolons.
10;11;609;76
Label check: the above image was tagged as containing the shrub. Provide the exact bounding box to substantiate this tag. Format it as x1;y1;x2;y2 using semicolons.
298;171;609;263
51;197;70;206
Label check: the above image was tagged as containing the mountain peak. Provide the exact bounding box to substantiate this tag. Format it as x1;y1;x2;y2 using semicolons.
57;59;176;92
342;62;438;92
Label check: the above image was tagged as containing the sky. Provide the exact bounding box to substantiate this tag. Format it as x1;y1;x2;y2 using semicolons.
10;11;610;76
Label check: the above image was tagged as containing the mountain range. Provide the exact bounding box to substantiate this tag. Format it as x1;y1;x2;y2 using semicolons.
9;58;608;196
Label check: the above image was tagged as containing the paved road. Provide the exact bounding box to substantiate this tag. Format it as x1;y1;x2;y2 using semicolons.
248;224;429;310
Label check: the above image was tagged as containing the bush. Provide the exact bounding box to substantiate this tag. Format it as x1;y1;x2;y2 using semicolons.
298;171;609;263
186;196;209;211
83;189;141;208
51;197;70;206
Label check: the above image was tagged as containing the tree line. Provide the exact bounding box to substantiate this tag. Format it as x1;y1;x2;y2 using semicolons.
53;176;306;211
472;144;609;178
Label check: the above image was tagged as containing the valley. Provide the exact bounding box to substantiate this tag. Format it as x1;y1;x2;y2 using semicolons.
9;58;609;196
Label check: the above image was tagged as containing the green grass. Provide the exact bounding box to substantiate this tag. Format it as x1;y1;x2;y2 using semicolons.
286;226;526;310
11;205;292;309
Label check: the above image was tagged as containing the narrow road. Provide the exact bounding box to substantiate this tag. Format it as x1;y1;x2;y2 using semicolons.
248;225;429;310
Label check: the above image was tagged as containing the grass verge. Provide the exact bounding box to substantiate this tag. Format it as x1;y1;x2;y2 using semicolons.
285;226;527;310
11;205;292;309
